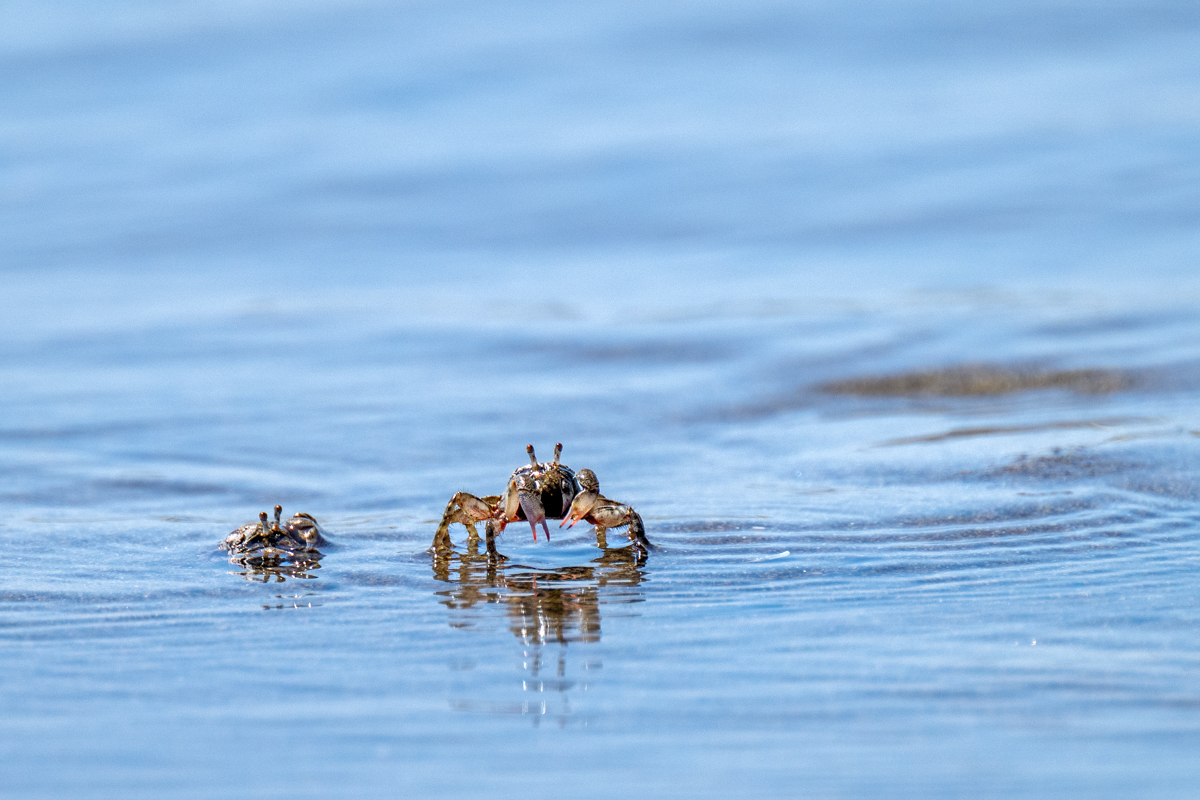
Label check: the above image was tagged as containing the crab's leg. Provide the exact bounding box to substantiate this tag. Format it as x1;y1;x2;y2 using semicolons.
432;499;459;550
627;509;652;553
484;518;504;557
432;491;496;551
583;500;654;553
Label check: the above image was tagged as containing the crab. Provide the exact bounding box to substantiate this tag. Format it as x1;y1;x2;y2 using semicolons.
221;505;331;556
431;443;652;555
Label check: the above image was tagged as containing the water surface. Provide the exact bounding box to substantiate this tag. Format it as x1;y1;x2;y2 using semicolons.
4;1;1200;797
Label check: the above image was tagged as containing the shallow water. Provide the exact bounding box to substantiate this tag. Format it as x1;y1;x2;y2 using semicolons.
4;1;1200;797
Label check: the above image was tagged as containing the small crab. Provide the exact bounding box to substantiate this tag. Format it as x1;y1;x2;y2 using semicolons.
431;443;652;555
221;505;331;556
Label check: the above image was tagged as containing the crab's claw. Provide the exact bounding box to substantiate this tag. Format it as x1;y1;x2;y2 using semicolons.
576;468;600;493
502;477;521;522
458;493;493;522
518;476;549;541
288;513;327;549
561;489;600;528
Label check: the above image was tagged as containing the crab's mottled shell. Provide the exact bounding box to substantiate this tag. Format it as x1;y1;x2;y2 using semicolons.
509;461;580;521
221;513;329;555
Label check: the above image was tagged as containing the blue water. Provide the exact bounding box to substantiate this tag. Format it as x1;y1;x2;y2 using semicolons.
4;1;1200;797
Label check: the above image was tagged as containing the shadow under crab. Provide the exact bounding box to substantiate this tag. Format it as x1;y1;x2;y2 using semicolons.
431;443;653;557
220;505;332;582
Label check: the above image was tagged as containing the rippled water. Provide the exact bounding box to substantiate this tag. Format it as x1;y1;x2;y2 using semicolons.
4;1;1200;797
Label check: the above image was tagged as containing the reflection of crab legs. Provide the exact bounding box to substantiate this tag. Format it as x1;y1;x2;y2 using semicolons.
561;469;653;553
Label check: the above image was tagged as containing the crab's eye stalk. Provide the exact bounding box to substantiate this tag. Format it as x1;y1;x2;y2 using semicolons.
526;444;538;465
273;505;282;529
553;443;562;464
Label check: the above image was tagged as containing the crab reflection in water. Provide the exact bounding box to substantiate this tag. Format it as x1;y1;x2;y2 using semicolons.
227;551;324;583
434;543;645;725
434;542;645;643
